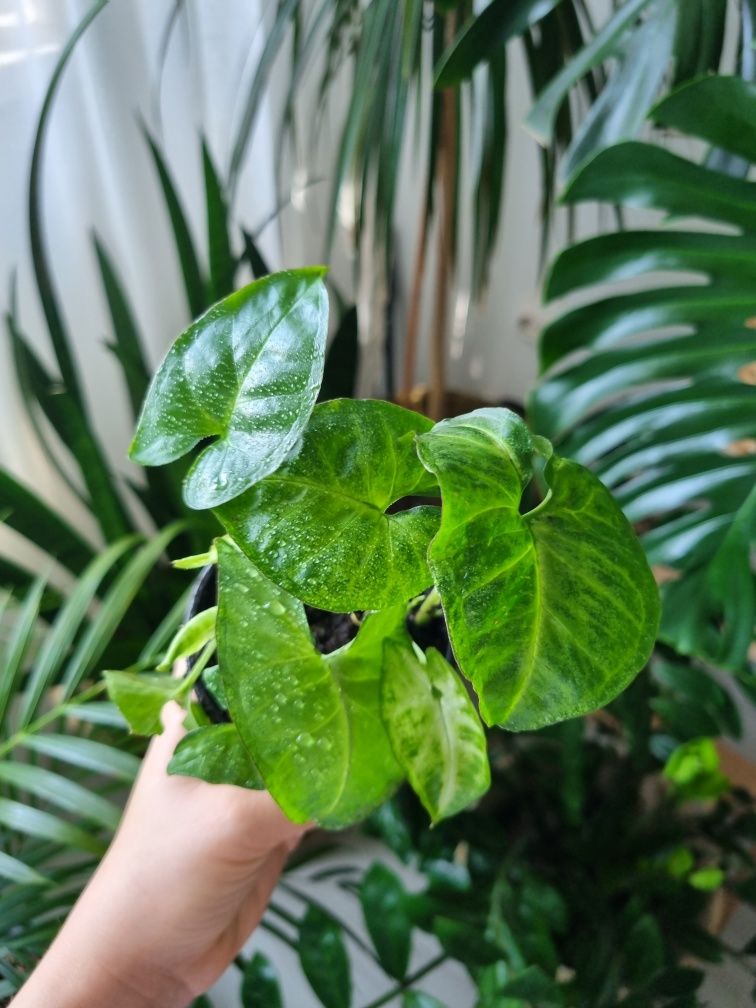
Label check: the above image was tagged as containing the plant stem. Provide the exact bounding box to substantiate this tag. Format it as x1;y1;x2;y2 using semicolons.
429;12;458;421
414;587;442;626
400;194;430;400
358;953;448;1008
0;680;106;759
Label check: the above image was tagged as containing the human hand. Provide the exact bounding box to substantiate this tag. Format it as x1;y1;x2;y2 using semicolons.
14;701;309;1008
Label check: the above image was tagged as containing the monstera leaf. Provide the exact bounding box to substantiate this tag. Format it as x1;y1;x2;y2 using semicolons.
530;75;756;672
130;269;328;509
217;399;439;611
416;410;659;729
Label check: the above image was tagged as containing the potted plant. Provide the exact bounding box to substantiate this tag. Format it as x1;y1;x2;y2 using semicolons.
104;266;659;829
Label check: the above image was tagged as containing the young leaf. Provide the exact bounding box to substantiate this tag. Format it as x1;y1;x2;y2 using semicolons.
241;952;283;1008
382;643;490;823
103;671;182;735
157;606;217;671
216;539;404;827
217;399;439;611
416;409;659;729
298;905;351;1008
359;862;412;980
130;269;328;510
168;724;263;789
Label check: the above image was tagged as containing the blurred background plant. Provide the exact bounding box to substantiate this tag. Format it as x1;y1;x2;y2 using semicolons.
0;0;754;1004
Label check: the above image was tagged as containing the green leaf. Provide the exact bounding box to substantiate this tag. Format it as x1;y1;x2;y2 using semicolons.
0;469;94;575
652;75;756;164
359;863;412;980
217;539;404;827
416;409;659;728
241;952;283;1008
157;606;217;671
131;269;328;510
103;671;182;736
19;733;139;782
525;0;654;145
0;762;120;831
0;852;49;887
663;738;729;800
688;867;724;892
202;139;236;302
0;797;105;855
62;522;185;698
435;0;561;87
298;905;351;1008
624;915;663;987
168;724;263;789
93;233;150;419
559;0;677;181
26;0;132;543
142;125;206;319
217;399;439;611
382;643;490;823
0;577;46;728
16;536;139;729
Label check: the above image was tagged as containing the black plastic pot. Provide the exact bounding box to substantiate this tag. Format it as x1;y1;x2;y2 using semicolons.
185;564;453;724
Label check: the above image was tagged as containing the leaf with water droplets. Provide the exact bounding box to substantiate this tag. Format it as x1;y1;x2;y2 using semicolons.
217;398;440;610
416;408;660;728
382;642;490;824
130;268;328;509
168;723;263;789
217;538;405;826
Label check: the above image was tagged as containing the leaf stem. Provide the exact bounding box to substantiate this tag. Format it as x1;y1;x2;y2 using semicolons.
358;952;448;1008
414;587;442;626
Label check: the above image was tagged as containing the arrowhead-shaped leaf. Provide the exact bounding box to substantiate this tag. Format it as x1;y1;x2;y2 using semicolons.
217;538;405;826
130;268;328;509
217;399;439;610
382;643;490;823
167;723;263;789
416;409;659;729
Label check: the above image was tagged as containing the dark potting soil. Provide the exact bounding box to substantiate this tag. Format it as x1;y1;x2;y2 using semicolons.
187;566;452;724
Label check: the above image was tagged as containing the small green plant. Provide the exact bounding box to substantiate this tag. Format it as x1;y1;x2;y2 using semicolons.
106;267;659;827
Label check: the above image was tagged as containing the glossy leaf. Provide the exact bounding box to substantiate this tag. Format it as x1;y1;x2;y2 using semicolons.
382;643;490;822
217;539;404;826
103;671;182;736
559;0;677;181
434;0;561;88
168;724;263;789
298;905;351;1008
359;863;412;980
526;0;654;145
130;269;328;510
241;952;283;1008
416;409;659;728
217;399;439;611
532;74;756;673
157;606;216;671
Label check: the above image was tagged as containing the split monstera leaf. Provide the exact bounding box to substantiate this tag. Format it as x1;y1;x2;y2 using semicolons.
107;268;659;826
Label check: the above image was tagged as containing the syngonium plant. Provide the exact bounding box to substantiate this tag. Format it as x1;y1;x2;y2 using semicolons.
105;267;660;828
